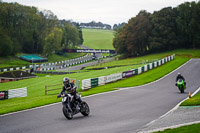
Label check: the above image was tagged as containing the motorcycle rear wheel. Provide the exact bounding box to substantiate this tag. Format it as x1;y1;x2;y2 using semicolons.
62;107;73;120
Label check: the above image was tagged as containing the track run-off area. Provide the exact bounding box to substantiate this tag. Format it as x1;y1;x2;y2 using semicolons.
0;59;200;133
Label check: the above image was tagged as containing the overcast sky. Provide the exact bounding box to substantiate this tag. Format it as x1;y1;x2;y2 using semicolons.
3;0;196;26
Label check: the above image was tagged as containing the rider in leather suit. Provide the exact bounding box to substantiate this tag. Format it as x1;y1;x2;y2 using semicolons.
176;73;186;87
57;77;82;112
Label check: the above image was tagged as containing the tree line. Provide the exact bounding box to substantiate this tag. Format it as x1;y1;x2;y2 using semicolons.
80;21;112;30
113;1;200;58
113;23;126;30
0;2;83;57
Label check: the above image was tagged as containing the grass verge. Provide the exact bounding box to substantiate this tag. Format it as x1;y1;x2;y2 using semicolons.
181;92;200;106
153;123;200;133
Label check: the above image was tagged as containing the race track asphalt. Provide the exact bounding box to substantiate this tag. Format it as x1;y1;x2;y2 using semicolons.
0;59;200;133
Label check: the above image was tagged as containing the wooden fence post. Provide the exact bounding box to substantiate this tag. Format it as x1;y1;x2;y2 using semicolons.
45;85;47;95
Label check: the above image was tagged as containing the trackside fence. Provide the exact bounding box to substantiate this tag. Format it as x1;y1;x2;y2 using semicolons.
82;54;175;90
45;79;80;95
45;84;62;95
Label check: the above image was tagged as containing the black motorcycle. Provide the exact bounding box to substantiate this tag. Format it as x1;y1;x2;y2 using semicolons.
60;92;90;120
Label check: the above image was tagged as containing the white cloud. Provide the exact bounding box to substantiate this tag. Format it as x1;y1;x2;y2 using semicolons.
3;0;196;25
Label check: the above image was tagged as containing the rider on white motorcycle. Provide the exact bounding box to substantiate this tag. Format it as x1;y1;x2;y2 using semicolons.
57;77;82;112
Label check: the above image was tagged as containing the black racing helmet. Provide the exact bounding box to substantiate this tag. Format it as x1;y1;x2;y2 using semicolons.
63;77;69;86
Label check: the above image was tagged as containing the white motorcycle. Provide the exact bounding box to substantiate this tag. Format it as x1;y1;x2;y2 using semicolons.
60;92;90;120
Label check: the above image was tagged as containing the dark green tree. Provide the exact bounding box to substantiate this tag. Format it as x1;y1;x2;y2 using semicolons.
0;29;13;56
113;25;128;57
113;11;152;57
149;7;178;52
76;23;84;44
43;27;63;57
176;1;200;48
113;1;200;58
62;22;81;48
125;11;152;56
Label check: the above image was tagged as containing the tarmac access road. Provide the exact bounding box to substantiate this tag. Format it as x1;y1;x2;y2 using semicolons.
57;56;114;71
40;45;110;71
0;59;200;133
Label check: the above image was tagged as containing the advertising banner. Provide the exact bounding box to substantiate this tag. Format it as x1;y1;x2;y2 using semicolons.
149;63;153;70
168;56;171;61
82;79;91;90
122;70;133;78
144;65;148;72
171;54;175;60
162;59;165;64
0;91;8;100
8;88;27;99
138;67;142;74
165;57;168;62
62;49;116;54
91;78;99;88
158;60;161;66
105;73;122;83
132;69;136;75
98;76;106;85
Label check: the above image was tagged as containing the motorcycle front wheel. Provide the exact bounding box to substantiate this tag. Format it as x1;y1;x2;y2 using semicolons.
62;107;73;120
81;101;90;116
179;87;184;93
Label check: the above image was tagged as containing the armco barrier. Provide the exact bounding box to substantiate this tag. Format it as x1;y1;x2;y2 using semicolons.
81;54;175;90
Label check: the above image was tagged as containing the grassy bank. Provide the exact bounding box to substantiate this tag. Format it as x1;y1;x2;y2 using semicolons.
47;53;85;63
154;123;200;133
0;49;199;114
0;56;29;69
82;29;114;49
